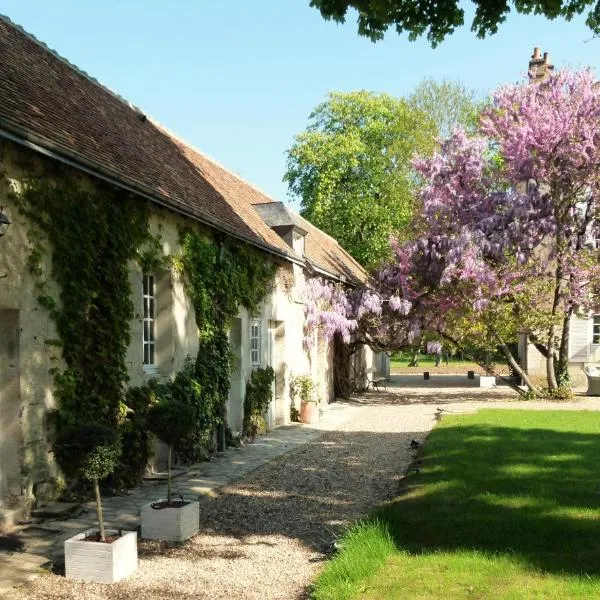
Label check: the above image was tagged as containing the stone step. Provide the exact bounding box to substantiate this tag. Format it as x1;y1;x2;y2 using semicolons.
0;505;28;527
31;502;81;519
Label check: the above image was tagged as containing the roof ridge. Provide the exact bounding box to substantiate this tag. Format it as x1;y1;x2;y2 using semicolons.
0;14;148;119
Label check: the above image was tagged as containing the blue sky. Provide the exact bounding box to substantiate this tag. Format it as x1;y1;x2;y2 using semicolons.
3;1;600;208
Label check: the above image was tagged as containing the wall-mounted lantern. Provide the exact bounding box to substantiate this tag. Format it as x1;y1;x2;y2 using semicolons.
0;208;11;237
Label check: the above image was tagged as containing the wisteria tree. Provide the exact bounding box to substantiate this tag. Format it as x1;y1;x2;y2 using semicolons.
305;68;600;395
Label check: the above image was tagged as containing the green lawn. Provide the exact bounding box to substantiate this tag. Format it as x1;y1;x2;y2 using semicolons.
312;410;600;599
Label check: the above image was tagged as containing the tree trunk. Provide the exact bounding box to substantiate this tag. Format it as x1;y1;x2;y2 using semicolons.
439;330;537;397
546;263;564;390
495;336;541;395
407;344;420;367
167;445;172;504
93;478;105;542
557;309;572;385
333;334;353;397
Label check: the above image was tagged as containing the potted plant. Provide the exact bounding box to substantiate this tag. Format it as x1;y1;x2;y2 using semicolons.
141;398;199;542
55;423;138;584
290;374;319;424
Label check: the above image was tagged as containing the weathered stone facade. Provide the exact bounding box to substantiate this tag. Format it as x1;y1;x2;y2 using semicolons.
0;139;382;509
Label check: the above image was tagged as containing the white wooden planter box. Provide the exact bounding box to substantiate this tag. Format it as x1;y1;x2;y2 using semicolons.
65;529;137;583
141;499;199;542
479;376;496;388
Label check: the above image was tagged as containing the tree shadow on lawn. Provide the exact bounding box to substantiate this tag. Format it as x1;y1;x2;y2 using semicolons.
376;421;600;577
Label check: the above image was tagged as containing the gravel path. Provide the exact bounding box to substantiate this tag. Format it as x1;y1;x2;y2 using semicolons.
13;384;600;600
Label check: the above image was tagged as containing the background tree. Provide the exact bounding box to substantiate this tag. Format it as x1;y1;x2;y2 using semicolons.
303;68;600;396
285;91;436;269
408;78;482;138
309;0;600;46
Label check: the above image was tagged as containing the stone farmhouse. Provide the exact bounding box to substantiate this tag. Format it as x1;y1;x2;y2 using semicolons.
0;16;387;510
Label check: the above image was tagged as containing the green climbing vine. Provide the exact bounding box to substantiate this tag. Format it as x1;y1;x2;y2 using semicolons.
243;366;275;437
17;172;277;483
18;178;151;479
174;229;276;461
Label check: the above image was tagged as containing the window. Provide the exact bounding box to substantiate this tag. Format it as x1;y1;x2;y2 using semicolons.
593;316;600;345
143;274;156;367
250;320;261;366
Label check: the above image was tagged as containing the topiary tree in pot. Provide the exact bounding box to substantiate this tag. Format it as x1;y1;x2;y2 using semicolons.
142;397;200;542
55;423;138;583
146;398;195;505
54;423;121;542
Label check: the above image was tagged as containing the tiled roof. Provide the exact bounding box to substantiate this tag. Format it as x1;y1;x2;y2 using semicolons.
0;15;367;284
0;15;292;258
162;130;368;283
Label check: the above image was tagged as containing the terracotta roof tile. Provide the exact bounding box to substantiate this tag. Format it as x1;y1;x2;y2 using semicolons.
159;129;368;283
0;16;289;256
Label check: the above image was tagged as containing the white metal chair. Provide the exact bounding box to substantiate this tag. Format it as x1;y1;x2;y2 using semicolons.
584;366;600;396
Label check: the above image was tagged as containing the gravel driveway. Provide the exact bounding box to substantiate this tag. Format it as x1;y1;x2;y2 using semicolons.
13;383;600;600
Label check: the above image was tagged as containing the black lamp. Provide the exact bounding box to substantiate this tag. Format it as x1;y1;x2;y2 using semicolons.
0;208;11;237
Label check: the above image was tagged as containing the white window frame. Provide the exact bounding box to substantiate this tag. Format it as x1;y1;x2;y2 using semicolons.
593;315;600;345
143;274;157;371
250;320;261;367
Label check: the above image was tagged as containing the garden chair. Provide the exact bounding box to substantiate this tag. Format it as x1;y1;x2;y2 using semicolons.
583;365;600;396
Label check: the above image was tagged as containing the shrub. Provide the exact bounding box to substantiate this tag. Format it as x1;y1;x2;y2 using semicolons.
113;385;154;489
243;366;275;438
290;374;317;404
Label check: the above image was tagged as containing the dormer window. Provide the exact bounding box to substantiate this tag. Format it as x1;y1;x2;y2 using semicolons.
252;201;308;254
292;231;305;255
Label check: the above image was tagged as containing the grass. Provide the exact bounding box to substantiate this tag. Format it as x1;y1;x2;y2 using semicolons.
312;409;600;599
390;354;480;369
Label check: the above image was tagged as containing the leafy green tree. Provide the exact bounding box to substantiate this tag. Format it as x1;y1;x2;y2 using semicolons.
285;91;436;269
309;0;600;46
409;79;482;138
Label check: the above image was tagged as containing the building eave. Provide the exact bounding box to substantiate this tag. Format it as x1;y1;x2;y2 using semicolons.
0;121;306;268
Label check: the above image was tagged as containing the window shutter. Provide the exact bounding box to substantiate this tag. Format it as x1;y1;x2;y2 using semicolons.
569;316;591;361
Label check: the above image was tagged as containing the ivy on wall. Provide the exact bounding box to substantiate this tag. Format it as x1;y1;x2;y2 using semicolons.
18;179;151;481
175;230;276;461
243;366;275;438
18;175;277;484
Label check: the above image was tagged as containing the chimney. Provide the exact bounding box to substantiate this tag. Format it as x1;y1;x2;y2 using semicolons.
528;47;554;81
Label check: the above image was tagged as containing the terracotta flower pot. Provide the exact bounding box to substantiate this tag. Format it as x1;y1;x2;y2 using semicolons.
300;400;319;424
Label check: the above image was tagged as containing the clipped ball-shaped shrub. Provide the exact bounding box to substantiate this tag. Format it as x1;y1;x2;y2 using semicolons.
54;423;122;482
146;399;195;449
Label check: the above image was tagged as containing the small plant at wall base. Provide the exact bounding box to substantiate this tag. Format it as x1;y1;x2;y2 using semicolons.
243;366;275;438
54;424;121;542
113;385;154;489
290;374;319;424
146;398;195;505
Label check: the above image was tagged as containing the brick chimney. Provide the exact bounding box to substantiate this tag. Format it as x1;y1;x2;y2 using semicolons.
529;47;554;81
